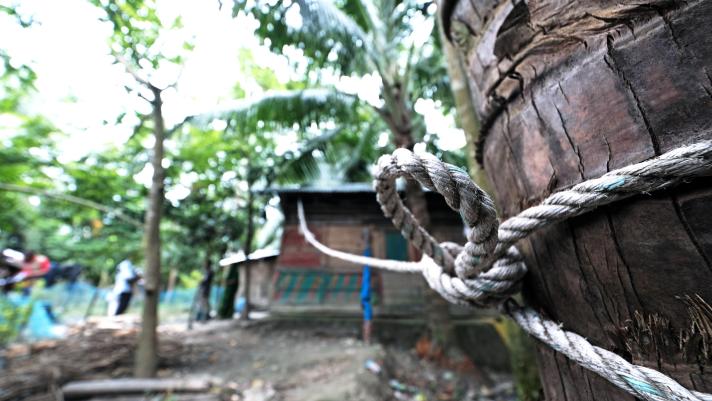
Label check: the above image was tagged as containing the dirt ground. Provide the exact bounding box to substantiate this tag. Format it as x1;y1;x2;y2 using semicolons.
1;316;516;401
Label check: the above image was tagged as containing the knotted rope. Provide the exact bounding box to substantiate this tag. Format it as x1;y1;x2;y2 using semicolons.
296;139;712;401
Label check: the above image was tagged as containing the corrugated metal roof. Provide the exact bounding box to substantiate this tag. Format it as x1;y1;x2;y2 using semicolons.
271;182;374;194
269;181;409;194
219;248;280;267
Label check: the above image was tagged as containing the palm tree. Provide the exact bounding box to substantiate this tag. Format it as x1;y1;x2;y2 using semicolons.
232;0;462;353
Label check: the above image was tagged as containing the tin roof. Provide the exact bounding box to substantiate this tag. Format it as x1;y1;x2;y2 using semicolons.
272;182;373;194
218;248;280;267
270;181;409;194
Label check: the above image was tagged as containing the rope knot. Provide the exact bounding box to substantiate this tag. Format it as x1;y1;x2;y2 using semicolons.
375;148;526;307
421;243;527;307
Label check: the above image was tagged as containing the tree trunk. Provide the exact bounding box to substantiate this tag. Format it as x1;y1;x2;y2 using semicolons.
134;86;165;378
445;0;712;399
435;10;491;194
166;267;177;297
239;185;254;320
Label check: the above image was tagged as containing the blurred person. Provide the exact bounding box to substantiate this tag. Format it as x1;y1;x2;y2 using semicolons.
18;251;51;295
360;229;374;344
108;257;141;316
0;248;23;292
195;258;214;322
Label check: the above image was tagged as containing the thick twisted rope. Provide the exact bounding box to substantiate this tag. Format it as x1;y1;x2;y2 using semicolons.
295;139;712;401
486;140;712;278
506;301;712;401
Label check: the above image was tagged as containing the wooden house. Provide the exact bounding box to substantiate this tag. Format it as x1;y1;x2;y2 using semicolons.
273;183;468;315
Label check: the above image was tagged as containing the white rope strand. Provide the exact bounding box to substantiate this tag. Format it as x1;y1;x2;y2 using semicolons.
297;200;422;273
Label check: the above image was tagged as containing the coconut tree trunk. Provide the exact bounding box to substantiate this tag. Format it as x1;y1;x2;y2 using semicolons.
135;85;165;378
444;0;712;399
218;180;255;320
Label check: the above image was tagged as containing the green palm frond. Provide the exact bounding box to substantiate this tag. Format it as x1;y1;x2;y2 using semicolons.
233;0;380;74
293;0;380;72
187;88;358;133
274;127;345;184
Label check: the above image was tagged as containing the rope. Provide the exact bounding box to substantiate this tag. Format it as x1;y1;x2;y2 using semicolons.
505;300;712;401
297;200;422;273
295;139;712;401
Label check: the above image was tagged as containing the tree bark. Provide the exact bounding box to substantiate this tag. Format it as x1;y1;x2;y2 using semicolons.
435;12;491;194
445;0;712;399
134;85;165;378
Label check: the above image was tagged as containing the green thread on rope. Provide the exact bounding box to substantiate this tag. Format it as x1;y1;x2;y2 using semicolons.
599;176;626;191
622;375;663;397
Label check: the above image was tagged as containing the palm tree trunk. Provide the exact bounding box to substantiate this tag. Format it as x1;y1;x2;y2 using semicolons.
218;180;256;320
134;85;165;378
195;253;213;322
445;1;712;399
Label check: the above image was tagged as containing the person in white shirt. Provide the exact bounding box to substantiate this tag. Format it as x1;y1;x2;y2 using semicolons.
108;259;141;316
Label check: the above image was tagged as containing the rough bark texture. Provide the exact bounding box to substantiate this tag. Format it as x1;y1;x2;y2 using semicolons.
445;0;712;399
134;86;165;378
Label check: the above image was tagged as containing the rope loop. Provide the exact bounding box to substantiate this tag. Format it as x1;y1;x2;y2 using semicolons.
374;148;526;306
375;149;499;276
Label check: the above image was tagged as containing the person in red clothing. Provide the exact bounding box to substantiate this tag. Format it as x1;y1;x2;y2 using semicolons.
19;251;51;295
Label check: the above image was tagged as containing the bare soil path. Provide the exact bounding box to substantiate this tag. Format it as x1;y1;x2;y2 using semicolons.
1;316;516;401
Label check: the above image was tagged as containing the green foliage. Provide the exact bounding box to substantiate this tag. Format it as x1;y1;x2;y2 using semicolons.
89;0;175;68
177;270;203;289
0;7;62;249
189;88;358;137
234;0;371;75
233;0;464;167
0;0;442;307
16;148;146;281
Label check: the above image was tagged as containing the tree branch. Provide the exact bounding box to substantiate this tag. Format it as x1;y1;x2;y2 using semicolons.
0;183;144;228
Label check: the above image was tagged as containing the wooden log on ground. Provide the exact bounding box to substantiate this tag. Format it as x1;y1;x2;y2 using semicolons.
62;378;213;398
84;395;221;401
444;0;712;400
